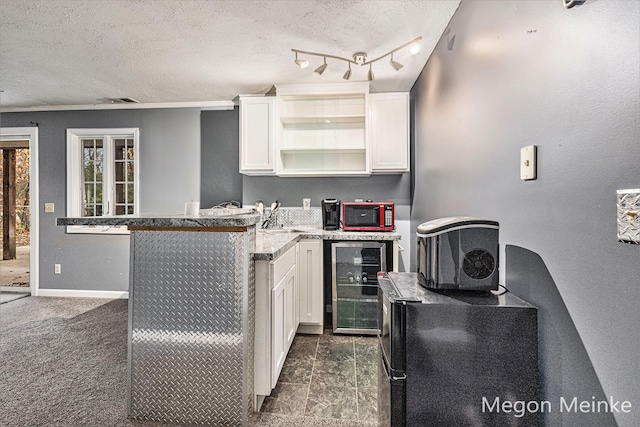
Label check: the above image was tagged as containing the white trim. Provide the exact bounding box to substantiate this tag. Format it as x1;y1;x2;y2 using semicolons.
275;82;370;96
0;100;235;113
66;128;140;234
65;225;130;235
0;127;39;297
37;289;129;299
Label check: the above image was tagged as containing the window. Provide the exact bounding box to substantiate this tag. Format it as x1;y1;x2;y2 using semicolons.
66;128;140;234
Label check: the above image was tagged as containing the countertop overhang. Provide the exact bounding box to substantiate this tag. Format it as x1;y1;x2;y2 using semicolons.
56;212;262;228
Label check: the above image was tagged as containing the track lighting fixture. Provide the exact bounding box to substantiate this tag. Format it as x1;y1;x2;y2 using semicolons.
291;36;422;82
314;57;328;75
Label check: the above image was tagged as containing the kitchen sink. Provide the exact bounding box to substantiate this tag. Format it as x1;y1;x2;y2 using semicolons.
258;228;319;234
259;228;305;234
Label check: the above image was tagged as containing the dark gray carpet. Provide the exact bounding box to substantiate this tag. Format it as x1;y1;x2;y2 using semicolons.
0;297;135;426
0;297;375;427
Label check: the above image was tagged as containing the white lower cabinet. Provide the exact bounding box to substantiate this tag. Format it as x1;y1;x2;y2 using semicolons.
271;259;298;388
254;244;298;410
297;240;324;334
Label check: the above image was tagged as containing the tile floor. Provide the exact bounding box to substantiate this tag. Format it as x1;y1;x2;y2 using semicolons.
250;330;380;427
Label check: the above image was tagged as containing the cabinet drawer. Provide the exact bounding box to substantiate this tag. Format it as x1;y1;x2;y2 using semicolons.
272;245;296;285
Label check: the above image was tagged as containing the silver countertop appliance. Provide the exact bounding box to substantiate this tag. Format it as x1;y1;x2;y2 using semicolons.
416;217;499;291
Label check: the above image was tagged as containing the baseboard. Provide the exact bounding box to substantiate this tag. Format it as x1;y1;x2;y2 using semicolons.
36;289;129;299
297;324;324;335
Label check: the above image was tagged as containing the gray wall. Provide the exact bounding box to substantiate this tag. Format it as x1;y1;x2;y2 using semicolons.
200;108;242;208
242;174;410;208
410;1;639;426
1;108;201;291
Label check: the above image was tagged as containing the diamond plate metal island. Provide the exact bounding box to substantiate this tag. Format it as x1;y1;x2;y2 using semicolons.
128;228;257;425
57;213;261;425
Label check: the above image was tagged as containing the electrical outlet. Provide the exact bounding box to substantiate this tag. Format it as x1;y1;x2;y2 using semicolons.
54;264;61;274
45;203;55;213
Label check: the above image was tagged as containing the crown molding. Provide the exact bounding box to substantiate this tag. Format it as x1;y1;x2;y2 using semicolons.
0;100;235;113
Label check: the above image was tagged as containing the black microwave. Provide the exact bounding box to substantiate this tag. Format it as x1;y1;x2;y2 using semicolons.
342;202;395;231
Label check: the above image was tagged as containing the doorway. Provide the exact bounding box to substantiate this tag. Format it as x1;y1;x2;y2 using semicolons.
0;127;39;297
1;144;30;293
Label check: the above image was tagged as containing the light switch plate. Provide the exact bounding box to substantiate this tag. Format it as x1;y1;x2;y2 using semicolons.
44;203;55;213
617;189;640;244
520;145;537;180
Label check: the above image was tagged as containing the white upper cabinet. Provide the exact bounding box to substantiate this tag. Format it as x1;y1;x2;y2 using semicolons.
276;83;369;177
239;96;276;175
368;92;409;173
239;84;409;176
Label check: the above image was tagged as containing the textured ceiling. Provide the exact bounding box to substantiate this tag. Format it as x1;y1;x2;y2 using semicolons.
0;0;460;110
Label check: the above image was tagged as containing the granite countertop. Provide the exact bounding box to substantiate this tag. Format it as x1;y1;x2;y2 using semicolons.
254;228;401;261
57;213;399;261
381;272;537;308
57;211;261;228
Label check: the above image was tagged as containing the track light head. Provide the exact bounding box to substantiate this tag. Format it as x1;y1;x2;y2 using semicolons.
390;53;403;71
343;63;351;80
314;57;328;75
367;64;374;81
294;51;308;69
409;42;420;55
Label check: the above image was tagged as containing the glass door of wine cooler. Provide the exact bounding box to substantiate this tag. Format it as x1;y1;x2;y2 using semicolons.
331;242;386;334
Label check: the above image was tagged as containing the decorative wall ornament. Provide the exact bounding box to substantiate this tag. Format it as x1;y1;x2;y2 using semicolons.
617;189;640;244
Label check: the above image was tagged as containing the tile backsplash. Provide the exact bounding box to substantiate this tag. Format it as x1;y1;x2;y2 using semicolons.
259;207;322;229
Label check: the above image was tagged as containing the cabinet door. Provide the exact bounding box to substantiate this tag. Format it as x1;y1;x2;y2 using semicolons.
271;271;287;389
240;97;276;174
284;265;298;349
368;93;409;173
298;240;323;326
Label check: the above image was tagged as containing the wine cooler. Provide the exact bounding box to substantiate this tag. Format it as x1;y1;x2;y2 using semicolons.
331;242;386;334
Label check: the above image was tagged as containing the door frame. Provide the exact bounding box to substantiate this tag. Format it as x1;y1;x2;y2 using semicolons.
0;127;39;296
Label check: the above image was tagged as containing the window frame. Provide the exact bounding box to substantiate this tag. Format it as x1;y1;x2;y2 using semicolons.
66;128;140;234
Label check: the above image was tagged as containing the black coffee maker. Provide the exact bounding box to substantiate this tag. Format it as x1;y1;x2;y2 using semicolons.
322;199;340;230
